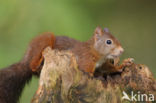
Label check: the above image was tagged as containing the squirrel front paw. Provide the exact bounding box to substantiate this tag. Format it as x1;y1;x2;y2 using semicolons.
122;58;134;67
115;58;134;73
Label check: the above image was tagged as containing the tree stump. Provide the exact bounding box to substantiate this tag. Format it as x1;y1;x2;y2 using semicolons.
31;47;156;103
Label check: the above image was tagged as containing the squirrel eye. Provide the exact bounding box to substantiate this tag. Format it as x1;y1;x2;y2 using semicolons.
106;40;112;45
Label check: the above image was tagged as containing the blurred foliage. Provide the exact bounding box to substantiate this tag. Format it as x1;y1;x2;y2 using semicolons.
0;0;155;103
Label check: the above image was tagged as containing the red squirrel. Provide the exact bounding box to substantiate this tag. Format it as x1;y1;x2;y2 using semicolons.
30;26;126;74
0;26;130;103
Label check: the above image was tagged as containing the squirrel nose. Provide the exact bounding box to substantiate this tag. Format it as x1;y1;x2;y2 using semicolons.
119;47;124;54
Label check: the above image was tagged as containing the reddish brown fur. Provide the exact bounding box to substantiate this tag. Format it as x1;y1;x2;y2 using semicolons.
23;33;55;72
54;36;102;74
54;34;122;74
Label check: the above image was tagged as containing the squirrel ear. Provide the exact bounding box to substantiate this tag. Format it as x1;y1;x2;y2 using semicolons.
103;28;109;33
94;26;103;41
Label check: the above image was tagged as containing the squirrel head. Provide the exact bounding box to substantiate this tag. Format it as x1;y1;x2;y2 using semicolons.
93;26;124;59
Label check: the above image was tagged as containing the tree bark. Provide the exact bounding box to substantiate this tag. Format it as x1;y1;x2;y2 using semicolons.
31;47;156;103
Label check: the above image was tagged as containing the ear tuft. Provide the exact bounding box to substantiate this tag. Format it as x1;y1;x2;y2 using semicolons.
94;26;103;42
94;26;103;35
103;28;109;33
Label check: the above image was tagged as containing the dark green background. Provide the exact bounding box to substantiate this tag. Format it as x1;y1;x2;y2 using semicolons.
0;0;155;102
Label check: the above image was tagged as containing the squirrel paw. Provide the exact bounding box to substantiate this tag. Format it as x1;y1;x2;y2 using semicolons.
116;58;134;73
122;58;134;67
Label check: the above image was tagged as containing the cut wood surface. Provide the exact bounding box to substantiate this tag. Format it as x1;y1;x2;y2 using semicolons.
31;47;156;103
